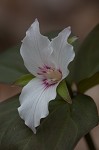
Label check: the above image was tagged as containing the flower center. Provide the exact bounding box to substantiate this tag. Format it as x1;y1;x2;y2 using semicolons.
44;69;62;83
38;66;62;86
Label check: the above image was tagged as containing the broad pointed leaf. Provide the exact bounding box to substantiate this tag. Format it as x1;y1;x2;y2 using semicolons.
72;24;99;83
67;24;99;86
0;94;98;150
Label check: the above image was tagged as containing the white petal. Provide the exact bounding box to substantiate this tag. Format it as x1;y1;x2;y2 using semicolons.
51;27;75;78
20;19;53;76
18;78;57;134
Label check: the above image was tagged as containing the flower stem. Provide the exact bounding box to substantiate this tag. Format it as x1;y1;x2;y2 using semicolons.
85;133;96;150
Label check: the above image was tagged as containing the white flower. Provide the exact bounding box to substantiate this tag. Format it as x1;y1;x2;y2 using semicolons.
18;19;75;134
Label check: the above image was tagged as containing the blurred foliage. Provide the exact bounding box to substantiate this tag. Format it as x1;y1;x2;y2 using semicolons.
0;45;28;83
78;72;99;93
68;24;99;86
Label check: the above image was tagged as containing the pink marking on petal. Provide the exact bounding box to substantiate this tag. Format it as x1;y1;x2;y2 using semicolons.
44;65;51;69
38;65;62;89
38;67;42;70
58;69;62;73
37;73;42;75
42;70;47;73
43;79;46;81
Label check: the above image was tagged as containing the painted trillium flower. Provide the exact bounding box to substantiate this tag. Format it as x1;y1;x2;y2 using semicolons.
18;19;75;134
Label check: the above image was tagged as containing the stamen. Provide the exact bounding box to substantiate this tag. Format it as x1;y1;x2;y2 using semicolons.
38;66;62;86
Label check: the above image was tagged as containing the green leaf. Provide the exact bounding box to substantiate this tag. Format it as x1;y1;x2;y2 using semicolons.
68;24;99;83
70;94;99;142
14;74;35;87
78;72;99;93
68;36;78;44
57;80;72;104
0;45;28;83
0;94;98;150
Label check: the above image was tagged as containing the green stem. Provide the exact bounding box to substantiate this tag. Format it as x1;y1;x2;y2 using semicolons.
85;133;96;150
